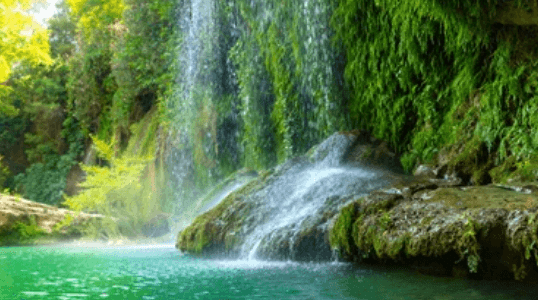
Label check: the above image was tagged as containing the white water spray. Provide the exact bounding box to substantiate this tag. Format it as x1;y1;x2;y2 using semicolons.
240;134;390;260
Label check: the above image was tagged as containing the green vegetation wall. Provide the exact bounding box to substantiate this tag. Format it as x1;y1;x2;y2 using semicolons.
167;0;538;197
332;0;538;180
166;0;348;200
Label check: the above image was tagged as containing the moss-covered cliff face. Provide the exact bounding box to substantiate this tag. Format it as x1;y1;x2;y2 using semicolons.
332;0;538;177
164;0;538;204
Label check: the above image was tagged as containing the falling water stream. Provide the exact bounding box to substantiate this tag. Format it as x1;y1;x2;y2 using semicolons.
241;163;386;260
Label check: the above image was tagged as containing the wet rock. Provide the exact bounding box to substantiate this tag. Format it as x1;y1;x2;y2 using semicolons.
177;131;402;260
413;164;436;178
177;129;538;281
432;136;494;186
329;179;538;281
344;130;402;172
307;132;356;165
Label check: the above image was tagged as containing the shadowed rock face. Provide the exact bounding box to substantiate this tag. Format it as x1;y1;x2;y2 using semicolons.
177;131;404;261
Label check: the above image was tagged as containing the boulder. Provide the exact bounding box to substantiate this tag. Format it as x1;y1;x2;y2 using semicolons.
329;181;538;281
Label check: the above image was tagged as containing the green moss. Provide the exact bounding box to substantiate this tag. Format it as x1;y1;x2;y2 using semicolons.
352;210;404;260
457;217;481;273
489;156;518;183
329;201;360;256
445;135;491;183
423;186;538;210
177;171;271;254
420;216;434;226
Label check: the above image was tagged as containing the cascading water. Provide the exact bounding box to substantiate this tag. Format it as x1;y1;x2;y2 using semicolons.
239;134;395;261
168;0;220;214
171;0;395;261
243;167;376;260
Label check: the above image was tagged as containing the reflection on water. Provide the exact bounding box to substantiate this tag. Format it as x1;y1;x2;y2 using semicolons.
0;245;537;299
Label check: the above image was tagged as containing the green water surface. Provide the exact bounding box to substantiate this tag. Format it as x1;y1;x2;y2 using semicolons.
0;244;536;300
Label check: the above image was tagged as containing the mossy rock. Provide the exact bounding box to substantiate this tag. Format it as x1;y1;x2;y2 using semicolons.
176;172;271;255
490;155;538;184
329;178;538;281
421;185;538;210
436;136;493;185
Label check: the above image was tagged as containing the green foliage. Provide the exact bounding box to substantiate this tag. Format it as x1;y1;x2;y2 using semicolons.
331;0;538;172
14;153;78;205
12;216;46;241
111;0;175;131
229;35;277;169
52;214;74;233
0;0;52;114
64;133;162;237
1;59;83;204
329;201;359;256
67;48;115;139
10;76;81;202
47;0;77;59
0;156;9;187
224;0;346;169
459;217;481;273
64;136;152;211
262;23;295;163
0;114;28;171
0;215;47;246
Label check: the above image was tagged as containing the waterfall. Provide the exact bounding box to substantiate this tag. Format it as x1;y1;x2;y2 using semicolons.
168;0;219;215
240;134;392;260
171;0;368;261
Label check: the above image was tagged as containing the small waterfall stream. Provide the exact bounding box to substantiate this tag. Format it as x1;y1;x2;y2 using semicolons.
239;134;394;260
242;166;378;260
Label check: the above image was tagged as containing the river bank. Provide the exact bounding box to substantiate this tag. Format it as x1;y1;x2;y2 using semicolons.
177;131;538;281
0;194;106;246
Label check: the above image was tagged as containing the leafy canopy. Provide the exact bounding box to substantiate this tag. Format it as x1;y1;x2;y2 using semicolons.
0;0;52;114
66;0;125;43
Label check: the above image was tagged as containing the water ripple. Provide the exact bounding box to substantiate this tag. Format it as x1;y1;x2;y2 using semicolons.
3;245;538;300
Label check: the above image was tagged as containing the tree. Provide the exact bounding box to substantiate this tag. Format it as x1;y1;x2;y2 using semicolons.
0;0;52;115
47;0;76;59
